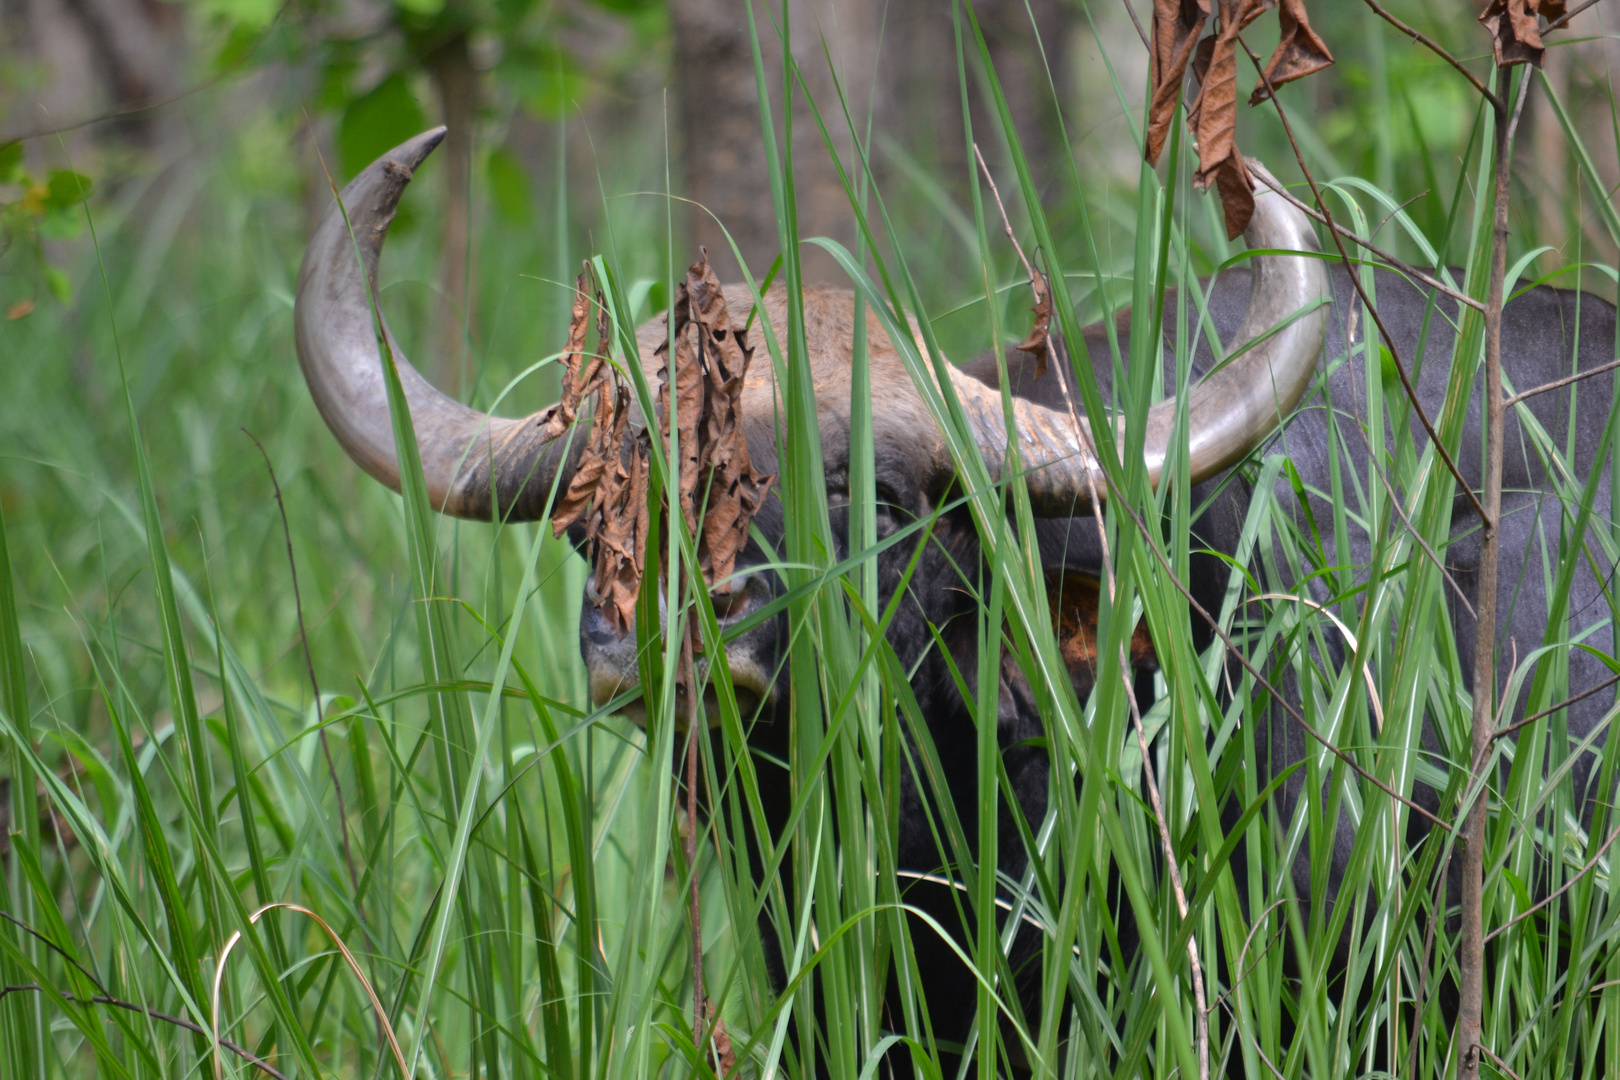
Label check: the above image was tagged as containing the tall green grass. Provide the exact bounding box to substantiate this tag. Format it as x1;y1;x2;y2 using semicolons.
5;4;1620;1078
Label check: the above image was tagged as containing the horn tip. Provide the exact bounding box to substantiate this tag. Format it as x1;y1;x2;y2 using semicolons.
383;127;449;178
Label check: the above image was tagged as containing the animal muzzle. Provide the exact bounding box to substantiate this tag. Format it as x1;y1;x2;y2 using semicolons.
579;572;780;726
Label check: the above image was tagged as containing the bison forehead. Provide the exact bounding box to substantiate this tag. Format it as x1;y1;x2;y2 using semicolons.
632;282;946;494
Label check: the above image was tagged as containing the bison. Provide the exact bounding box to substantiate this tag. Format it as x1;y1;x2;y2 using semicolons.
295;129;1619;1067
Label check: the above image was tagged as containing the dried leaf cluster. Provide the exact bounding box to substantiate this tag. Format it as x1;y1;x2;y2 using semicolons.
546;268;651;636
1147;0;1333;239
542;258;775;641
1479;1;1565;68
654;255;776;607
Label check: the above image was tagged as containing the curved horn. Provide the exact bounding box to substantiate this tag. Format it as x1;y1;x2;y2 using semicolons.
295;128;568;521
944;160;1328;514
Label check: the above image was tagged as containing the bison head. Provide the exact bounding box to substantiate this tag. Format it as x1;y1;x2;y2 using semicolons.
294;127;1327;728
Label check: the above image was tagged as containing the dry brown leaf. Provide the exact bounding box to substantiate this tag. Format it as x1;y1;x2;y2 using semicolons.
1153;0;1334;239
1148;0;1333;238
1015;273;1054;381
543;265;652;635
548;389;610;537
536;269;603;443
704;1005;736;1078
566;385;648;636
1186;0;1270;238
1185;32;1217;135
1146;0;1212;167
1250;0;1334;105
1210;151;1256;239
657;300;705;536
589;408;650;637
1539;0;1568;17
687;259;774;588
549;275;617;537
1480;0;1545;67
658;255;776;607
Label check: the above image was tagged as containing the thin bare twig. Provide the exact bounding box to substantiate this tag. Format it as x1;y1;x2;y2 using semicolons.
1494;671;1620;739
0;910;107;994
1207;899;1289;1017
1372;190;1432;243
1353;419;1477;619
1459;58;1531;1080
1237;35;1492;529
1505;356;1620;407
974;143;1041;290
974;142;1119;623
1248;175;1485;314
1481;1045;1526;1080
1546;0;1608;34
244;431;383;1051
1214;993;1288;1080
1484;826;1620;942
1360;0;1500;109
1119;0;1150;51
0;984;290;1080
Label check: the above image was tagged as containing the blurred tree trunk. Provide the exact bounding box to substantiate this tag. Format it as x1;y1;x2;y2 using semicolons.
669;0;1070;285
427;30;478;392
669;0;869;283
10;0;185;145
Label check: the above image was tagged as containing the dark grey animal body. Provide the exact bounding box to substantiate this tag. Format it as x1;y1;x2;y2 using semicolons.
877;262;1620;1045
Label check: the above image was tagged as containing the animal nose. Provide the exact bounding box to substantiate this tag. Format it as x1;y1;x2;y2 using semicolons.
580;597;626;646
580;572;761;646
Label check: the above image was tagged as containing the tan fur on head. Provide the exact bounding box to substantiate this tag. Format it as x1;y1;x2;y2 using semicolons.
1048;571;1158;680
631;284;947;492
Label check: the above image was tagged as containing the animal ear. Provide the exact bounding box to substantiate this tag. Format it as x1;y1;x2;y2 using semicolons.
1048;572;1159;676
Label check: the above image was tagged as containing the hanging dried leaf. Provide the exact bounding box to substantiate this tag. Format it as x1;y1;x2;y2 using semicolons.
1249;0;1334;106
540;265;653;636
1538;0;1568;17
549;271;618;536
536;268;605;443
656;257;777;618
1186;0;1270;238
585;407;651;637
1147;0;1211;167
1185;32;1217;140
1015;272;1054;381
684;258;775;589
1480;0;1545;68
1150;0;1334;239
705;1004;736;1078
656;290;706;536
